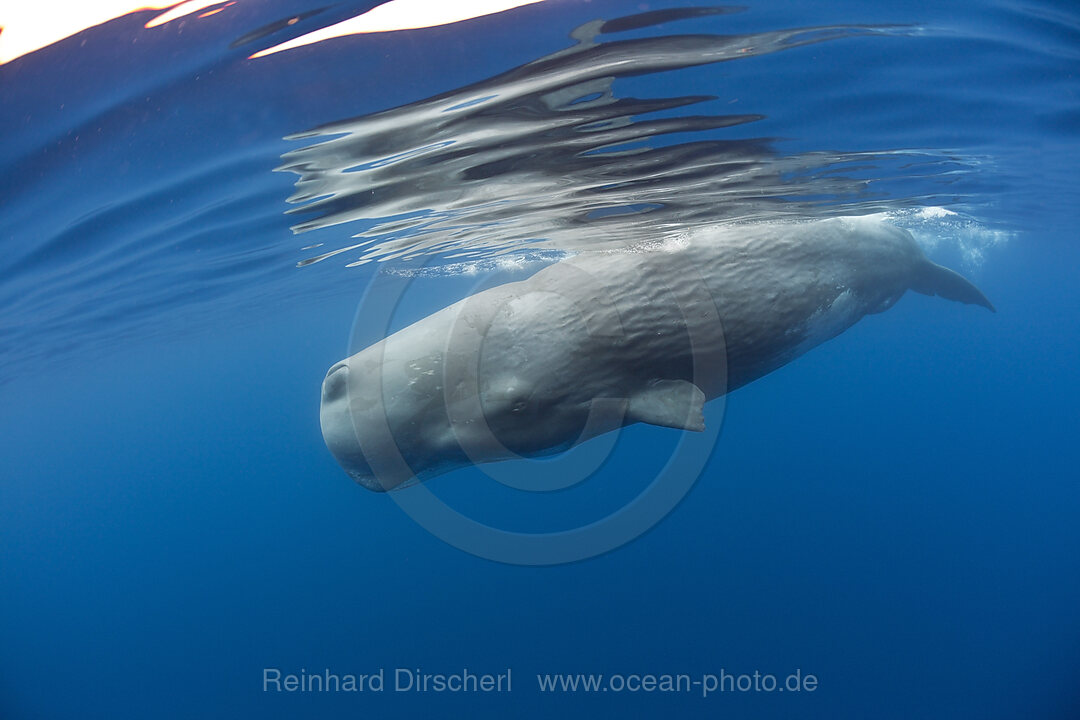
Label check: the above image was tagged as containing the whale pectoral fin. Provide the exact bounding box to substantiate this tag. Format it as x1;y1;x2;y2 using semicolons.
628;380;706;431
912;260;996;312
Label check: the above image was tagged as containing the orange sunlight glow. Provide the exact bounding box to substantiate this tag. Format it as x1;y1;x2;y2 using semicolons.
249;0;549;59
1;0;550;66
197;4;235;20
0;0;225;64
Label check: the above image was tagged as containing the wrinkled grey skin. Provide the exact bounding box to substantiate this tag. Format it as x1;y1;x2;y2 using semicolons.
321;217;993;491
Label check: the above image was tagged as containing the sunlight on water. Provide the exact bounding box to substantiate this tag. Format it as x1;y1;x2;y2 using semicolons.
251;0;551;58
0;0;554;64
0;0;224;64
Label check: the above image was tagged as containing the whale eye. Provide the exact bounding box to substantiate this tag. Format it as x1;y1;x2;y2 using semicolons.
485;377;534;416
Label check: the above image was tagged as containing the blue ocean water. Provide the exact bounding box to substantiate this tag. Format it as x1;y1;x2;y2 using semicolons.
1;0;1078;717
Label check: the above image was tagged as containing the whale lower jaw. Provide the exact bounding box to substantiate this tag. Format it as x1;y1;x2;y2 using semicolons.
346;464;426;492
347;457;461;492
349;471;393;493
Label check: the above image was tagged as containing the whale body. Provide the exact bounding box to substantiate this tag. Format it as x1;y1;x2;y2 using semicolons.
321;217;993;491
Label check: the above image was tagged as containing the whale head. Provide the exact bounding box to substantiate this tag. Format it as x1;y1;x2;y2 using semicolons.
319;289;604;491
320;346;476;492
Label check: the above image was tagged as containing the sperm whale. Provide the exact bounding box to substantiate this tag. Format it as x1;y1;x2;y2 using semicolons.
320;216;993;491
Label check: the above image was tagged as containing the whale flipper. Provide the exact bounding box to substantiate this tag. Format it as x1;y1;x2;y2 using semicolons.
911;261;996;312
628;379;706;431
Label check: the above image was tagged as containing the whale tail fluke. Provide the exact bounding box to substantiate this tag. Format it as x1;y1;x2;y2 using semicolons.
911;260;996;312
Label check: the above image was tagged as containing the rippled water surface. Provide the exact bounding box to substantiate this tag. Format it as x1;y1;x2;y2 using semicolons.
1;1;1078;718
3;0;1071;371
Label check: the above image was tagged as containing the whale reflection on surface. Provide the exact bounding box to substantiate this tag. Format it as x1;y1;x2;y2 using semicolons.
278;9;969;269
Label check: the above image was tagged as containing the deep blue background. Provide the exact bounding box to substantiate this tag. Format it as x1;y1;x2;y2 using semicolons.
2;1;1078;718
